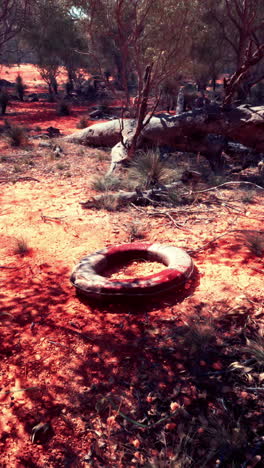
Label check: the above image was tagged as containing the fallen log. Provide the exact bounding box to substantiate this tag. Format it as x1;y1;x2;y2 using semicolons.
80;182;182;209
65;105;264;172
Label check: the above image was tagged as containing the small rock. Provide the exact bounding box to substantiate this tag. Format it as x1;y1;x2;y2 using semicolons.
27;93;39;102
89;109;103;119
46;127;61;138
31;422;53;444
38;141;51;148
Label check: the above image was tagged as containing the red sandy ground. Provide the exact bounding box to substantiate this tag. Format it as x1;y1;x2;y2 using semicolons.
0;65;263;467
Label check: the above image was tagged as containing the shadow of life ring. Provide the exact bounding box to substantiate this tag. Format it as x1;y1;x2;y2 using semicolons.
70;243;194;298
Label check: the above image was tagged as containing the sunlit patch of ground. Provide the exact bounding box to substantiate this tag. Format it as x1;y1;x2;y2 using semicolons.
0;64;90;92
0;64;94;134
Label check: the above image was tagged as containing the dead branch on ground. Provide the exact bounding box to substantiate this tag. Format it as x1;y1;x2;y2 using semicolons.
80;181;182;209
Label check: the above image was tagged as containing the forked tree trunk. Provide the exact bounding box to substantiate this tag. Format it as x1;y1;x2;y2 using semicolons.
176;87;185;115
108;63;157;173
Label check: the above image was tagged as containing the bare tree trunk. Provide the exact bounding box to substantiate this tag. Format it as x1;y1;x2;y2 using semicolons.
176;87;185;114
223;44;264;107
108;63;157;173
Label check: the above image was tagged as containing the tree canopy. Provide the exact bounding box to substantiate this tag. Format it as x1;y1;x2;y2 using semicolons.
1;0;263;105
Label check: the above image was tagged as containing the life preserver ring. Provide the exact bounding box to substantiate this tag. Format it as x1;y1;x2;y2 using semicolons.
71;243;194;297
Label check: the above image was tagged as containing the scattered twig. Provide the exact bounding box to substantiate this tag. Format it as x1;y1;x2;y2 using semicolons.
41;213;66;223
0;265;27;270
47;340;70;349
0;386;40;395
130;203;145;212
187;229;237;254
108;398;149;428
165;212;190;230
187;229;262;254
0;176;40;184
193;181;264;194
81;183;181;209
0;312;14;319
250;267;264;274
107;397;181;429
15;177;41;182
149;210;189;230
245;387;264;392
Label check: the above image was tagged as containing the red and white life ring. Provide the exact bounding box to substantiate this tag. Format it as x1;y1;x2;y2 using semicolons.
71;243;194;297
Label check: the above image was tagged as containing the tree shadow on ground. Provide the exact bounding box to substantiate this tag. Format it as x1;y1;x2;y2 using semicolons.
74;265;200;315
1;258;263;467
197;229;264;268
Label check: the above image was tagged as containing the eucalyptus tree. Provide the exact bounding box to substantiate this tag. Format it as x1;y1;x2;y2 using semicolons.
205;0;264;104
71;0;197;107
0;0;30;56
23;0;88;96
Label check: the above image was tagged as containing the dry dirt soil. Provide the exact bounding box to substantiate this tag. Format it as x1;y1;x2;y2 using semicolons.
0;65;263;467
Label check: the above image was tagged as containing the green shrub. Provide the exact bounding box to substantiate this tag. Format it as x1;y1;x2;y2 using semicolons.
13;164;23;173
91;175;122;192
242;335;264;371
126;220;147;242
7;125;27;147
76;117;88;129
57;101;71;116
241;189;256;204
93;193;120;211
128;150;176;190
56;163;68;171
244;231;264;257
15;75;26;101
0;89;9;115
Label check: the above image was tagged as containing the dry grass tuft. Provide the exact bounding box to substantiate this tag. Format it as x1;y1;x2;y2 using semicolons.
243;231;264;257
91;174;122;192
128;150;177;190
76;117;89;129
13;237;30;256
6;124;27;147
92;193;121;211
126;220;147;242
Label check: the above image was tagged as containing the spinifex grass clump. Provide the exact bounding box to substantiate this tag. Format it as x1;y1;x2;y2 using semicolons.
13;237;30;256
91;174;122;192
183;319;217;356
15;75;26;101
7;124;27;147
128;150;176;190
126;220;147;242
92;193;120;211
241;188;256;204
201;415;248;467
243;231;264;257
0;89;9;115
57;100;71;116
243;335;264;371
176;316;221;374
76;117;89;129
166;186;184;206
